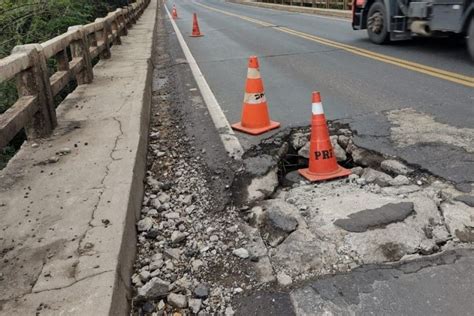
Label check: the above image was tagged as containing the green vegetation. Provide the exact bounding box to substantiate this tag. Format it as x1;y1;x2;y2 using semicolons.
0;0;131;168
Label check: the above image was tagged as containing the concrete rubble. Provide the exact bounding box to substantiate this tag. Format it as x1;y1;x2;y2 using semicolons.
133;100;474;314
234;125;474;285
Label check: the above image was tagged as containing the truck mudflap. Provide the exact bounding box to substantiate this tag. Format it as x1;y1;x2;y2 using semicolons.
352;0;366;29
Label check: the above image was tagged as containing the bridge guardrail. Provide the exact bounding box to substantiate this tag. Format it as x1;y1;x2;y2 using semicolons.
0;0;151;149
257;0;352;10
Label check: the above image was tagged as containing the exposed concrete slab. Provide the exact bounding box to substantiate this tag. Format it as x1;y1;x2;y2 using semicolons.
266;182;449;280
240;224;276;283
233;154;280;204
441;201;474;242
0;1;156;314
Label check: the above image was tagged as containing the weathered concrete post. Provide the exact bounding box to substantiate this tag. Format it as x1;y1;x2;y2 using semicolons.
68;26;94;85
95;18;112;60
55;49;70;73
130;3;139;25
87;29;98;53
123;6;132;28
118;9;129;36
111;14;122;45
12;44;57;139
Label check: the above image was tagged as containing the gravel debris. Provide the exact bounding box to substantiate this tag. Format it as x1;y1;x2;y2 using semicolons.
131;13;257;314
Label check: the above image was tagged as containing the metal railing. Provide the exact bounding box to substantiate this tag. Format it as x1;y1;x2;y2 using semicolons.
0;0;151;149
258;0;352;10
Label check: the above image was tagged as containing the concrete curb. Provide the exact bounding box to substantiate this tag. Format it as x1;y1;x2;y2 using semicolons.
0;1;156;315
227;0;352;19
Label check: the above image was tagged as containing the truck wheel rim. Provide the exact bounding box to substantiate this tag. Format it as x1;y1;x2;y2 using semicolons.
368;12;383;34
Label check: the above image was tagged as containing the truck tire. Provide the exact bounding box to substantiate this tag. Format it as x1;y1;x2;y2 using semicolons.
367;2;389;44
468;16;474;61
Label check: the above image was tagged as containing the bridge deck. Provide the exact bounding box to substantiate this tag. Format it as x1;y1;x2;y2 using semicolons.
0;1;156;314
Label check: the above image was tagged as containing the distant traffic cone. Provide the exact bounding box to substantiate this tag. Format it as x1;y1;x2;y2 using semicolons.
172;5;178;19
190;13;203;37
231;56;280;135
298;92;351;181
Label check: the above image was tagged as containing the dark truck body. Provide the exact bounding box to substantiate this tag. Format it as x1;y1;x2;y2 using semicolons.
352;0;474;59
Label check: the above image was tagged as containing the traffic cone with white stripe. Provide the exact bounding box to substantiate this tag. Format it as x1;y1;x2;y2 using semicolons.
232;56;280;135
172;5;178;19
298;92;351;181
190;13;203;37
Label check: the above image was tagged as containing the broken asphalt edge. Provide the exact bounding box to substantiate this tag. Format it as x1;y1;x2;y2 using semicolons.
226;0;352;19
0;1;157;315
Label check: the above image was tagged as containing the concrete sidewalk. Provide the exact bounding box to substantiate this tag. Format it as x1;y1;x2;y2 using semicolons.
227;0;352;19
0;1;156;314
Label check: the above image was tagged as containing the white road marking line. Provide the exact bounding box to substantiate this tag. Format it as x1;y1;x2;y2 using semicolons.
165;4;244;160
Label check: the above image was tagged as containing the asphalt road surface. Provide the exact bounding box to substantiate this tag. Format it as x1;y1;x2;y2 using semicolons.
168;0;473;184
163;1;474;314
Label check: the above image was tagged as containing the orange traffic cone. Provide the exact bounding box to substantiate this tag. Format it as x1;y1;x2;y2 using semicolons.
232;56;280;135
190;13;203;37
172;5;178;19
298;92;351;182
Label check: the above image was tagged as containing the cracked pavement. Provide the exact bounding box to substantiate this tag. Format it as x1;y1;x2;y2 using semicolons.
290;248;474;315
171;0;473;191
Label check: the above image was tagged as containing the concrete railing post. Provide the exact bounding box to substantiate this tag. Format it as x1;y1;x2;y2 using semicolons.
94;18;112;60
55;49;70;73
118;9;128;36
123;7;132;28
12;44;57;139
111;16;122;45
131;5;138;25
69;26;94;85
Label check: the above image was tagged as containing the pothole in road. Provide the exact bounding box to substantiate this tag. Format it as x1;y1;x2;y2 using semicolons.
231;123;474;286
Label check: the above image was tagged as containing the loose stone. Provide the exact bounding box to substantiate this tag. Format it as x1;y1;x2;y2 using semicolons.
232;248;249;259
167;293;187;308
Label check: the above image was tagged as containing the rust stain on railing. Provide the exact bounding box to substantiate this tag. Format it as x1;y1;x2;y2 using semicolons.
0;0;151;149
